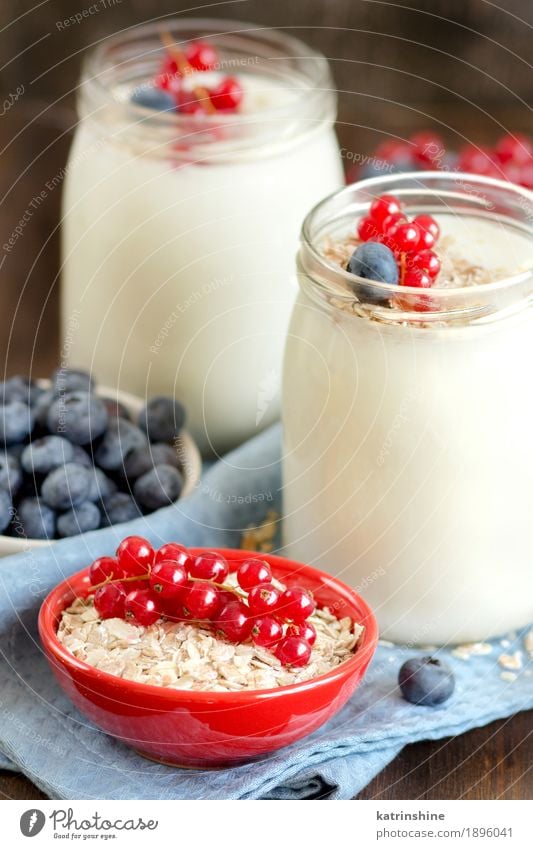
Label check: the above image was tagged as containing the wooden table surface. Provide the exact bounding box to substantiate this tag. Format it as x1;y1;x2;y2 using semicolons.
0;100;531;802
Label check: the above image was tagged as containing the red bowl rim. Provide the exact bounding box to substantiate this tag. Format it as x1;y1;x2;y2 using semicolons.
38;548;379;702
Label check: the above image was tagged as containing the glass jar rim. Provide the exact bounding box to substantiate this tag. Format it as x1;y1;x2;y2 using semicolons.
300;171;533;324
80;18;335;144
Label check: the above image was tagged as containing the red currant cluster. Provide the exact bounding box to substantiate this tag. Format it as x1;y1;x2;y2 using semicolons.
89;536;317;669
357;194;441;288
351;130;533;189
154;36;243;115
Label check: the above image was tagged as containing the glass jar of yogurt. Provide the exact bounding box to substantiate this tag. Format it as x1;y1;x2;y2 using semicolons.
283;172;533;645
61;20;343;454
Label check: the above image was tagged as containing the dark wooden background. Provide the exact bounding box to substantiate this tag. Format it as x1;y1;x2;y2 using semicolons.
0;0;532;800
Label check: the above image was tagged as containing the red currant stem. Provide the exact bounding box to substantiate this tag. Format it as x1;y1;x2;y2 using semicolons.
89;573;150;592
88;572;247;601
160;31;218;114
187;576;247;598
400;252;406;286
162;615;209;627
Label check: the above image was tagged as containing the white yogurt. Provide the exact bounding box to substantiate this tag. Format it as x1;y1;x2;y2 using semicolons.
283;210;533;644
61;72;343;454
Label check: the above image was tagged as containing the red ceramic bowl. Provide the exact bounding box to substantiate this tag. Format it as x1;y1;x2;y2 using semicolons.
38;549;378;768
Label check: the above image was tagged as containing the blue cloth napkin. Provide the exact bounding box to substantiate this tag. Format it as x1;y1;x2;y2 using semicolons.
0;423;532;799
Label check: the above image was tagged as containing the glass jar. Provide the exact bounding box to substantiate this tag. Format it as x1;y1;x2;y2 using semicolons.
283;172;533;645
61;19;343;455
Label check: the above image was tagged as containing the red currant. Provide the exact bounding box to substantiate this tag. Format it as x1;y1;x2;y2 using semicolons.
116;536;154;578
392;221;421;253
502;161;523;184
124;589;160;626
184;581;220;619
217;589;239;607
457;144;500;177
190;551;229;583
247;583;281;616
214;601;252;642
155;73;170;91
369;194;402;225
414;229;435;251
288;621;317;646
413;214;439;240
158;599;187;622
411;249;440;279
176;90;208;114
160;55;179;78
89;556;123;587
519;162;533;189
494;132;533;166
209;77;243;111
251;615;283;648
94;583;126;620
149;561;188;600
357;216;380;242
279;587;316;623
403;268;432;288
237;559;272;591
276;635;312;668
155;542;186;560
155;56;180;90
185;40;218;71
410;131;443;165
382;212;406;235
154;542;192;572
413;215;439;251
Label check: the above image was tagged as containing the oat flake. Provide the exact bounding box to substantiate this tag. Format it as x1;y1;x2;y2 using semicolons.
498;651;523;672
451;642;493;661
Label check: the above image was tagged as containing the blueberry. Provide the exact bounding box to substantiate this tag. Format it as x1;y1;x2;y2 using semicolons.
358;163;393;180
100;492;141;526
51;367;94;396
399;656;455;707
33;390;55;429
94;417;147;471
16;496;55;539
87;467;117;502
0;453;22;496
21;435;75;476
387;160;420;175
41;462;92;510
138;396;186;443
347;242;399;305
0;401;34;445
133;464;183;512
123;442;178;481
131;86;175;112
6;444;25;462
0;489;12;532
0;376;42;406
101;397;131;422
57;501;101;537
70;444;93;469
47;391;108;445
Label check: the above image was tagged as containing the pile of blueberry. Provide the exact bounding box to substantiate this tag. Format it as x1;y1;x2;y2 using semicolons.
0;369;187;540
